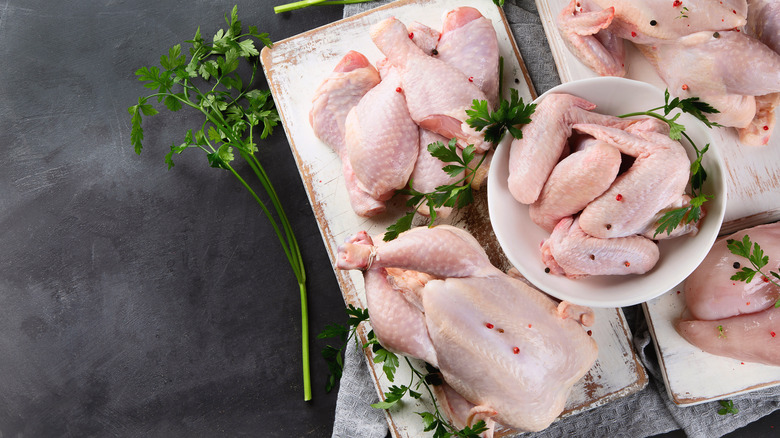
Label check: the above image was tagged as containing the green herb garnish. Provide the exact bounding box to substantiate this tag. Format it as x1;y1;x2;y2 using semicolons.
384;91;535;241
718;399;739;415
619;90;719;237
384;139;483;241
128;6;312;400
274;0;377;14
466;88;536;143
726;234;780;308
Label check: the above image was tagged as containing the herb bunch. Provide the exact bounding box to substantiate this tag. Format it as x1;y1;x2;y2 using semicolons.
320;307;488;437
384;90;535;241
727;234;780;308
619;90;719;237
128;6;313;400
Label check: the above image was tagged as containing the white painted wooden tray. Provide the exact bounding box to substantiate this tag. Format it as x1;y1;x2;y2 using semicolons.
535;0;780;234
643;283;780;406
534;0;780;405
262;0;648;435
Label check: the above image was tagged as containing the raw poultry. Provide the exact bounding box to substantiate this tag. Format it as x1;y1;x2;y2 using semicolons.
557;0;780;145
676;222;780;366
309;7;500;217
336;225;598;435
508;93;700;278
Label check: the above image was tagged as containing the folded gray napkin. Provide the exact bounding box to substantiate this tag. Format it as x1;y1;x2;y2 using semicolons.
332;1;780;437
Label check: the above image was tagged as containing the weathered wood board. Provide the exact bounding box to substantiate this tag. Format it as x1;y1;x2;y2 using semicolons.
262;0;647;435
534;0;780;405
535;0;780;234
643;285;780;406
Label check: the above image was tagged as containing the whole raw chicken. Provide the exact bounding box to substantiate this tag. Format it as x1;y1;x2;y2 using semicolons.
676;222;780;366
337;225;598;434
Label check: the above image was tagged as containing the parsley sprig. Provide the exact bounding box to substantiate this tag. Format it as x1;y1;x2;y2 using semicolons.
384;139;484;241
726;234;780;308
717;399;739;415
619;90;719;237
466;88;536;143
128;6;313;400
319;307;489;437
384;91;535;241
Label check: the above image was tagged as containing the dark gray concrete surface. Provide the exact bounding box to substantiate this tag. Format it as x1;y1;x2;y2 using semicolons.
0;1;776;437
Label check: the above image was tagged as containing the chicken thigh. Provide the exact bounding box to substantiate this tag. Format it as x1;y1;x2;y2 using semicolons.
371;17;491;152
436;7;500;107
309;51;385;216
336;225;598;433
344;66;419;201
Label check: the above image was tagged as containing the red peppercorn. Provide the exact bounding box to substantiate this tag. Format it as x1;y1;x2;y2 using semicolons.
673;0;682;7
468;76;474;82
587;330;593;336
528;324;532;328
512;347;520;354
682;84;689;91
631;31;637;37
395;87;402;93
408;32;414;39
616;194;623;201
772;331;777;338
624;261;631;267
485;323;494;329
764;126;770;131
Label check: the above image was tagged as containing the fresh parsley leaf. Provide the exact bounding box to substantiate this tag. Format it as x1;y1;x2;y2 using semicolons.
727;234;780;308
371;384;409;409
373;347;400;382
717;399;738;415
465;88;535;143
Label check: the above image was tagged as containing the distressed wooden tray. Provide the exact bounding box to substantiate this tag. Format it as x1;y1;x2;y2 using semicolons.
535;0;780;234
262;0;647;435
534;0;780;405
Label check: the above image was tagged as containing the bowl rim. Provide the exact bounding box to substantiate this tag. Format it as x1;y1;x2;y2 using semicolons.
486;77;727;308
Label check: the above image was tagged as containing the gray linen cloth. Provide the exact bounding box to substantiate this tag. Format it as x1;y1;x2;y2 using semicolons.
332;1;780;437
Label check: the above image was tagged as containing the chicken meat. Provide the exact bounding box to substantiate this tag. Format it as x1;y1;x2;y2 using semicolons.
371;17;492;152
573;122;690;239
541;216;660;278
677;222;780;366
507;93;635;204
336;225;598;433
344;65;419;202
309;51;385;216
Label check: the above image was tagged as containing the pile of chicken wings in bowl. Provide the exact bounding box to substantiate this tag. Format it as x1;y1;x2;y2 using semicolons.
488;77;727;308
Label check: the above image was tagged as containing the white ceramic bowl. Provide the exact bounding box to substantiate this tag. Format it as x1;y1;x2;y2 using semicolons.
487;77;727;308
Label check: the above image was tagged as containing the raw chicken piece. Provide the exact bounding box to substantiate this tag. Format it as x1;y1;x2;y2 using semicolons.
309;51;385;216
437;7;500;107
557;0;747;75
336;225;598;433
371;17;491;152
676;306;780;366
747;0;780;53
683;223;780;321
344;66;419;201
573;123;690;238
407;21;441;55
738;93;780;145
541;216;660;278
410;130;460;218
529;140;621;232
637;30;780;128
507;93;636;205
557;0;626;76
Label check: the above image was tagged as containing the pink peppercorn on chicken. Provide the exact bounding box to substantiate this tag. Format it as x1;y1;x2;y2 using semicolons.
337;225;598;434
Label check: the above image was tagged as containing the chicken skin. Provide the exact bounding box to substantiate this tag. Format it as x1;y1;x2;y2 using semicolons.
344;66;419;201
336;225;598;433
541;216;660;278
677;222;780;366
370;17;491;152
